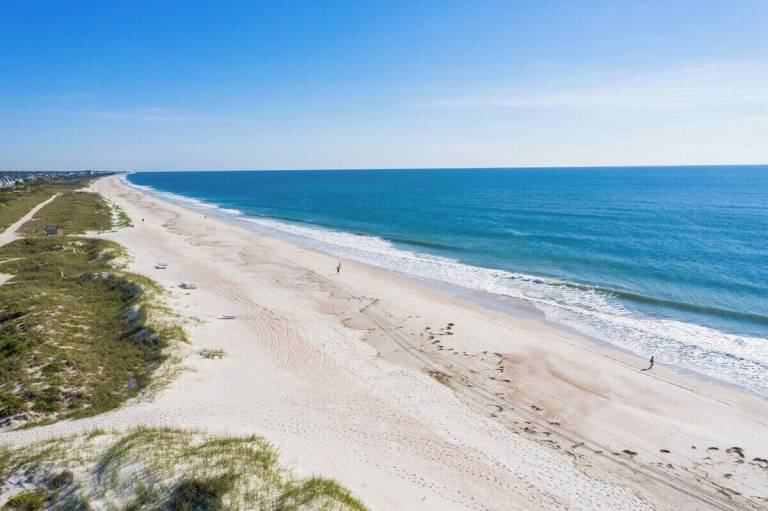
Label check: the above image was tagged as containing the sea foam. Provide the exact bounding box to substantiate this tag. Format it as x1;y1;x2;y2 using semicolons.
126;176;768;398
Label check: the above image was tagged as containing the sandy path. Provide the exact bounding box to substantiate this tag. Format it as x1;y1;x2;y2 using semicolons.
0;193;59;247
2;177;767;510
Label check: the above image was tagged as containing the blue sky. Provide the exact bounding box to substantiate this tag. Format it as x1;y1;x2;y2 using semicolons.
1;0;766;170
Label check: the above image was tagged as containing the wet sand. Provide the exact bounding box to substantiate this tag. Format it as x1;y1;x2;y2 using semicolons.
2;176;767;510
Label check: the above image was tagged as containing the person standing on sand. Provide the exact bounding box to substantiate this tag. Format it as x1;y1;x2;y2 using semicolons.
641;355;655;372
336;261;341;274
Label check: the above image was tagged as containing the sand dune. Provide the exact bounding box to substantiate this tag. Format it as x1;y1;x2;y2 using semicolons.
2;176;766;510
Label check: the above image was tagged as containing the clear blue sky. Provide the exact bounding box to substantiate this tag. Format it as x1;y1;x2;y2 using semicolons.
1;0;766;170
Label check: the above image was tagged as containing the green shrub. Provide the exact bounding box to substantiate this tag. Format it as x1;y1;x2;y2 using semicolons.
0;393;27;416
4;491;46;510
168;474;236;511
47;470;74;489
31;399;58;412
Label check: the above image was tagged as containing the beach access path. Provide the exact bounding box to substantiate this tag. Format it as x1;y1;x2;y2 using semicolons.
0;193;59;247
2;177;766;511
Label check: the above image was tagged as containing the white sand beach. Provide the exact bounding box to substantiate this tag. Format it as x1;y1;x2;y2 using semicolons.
2;175;767;510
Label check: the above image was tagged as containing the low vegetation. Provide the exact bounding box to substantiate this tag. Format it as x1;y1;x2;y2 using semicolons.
18;190;112;235
110;202;134;229
0;191;183;428
0;184;367;509
0;181;88;232
3;490;47;510
200;348;225;359
0;427;368;511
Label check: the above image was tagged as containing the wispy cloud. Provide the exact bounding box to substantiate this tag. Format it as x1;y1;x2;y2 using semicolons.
90;107;245;124
416;87;768;111
414;65;768;115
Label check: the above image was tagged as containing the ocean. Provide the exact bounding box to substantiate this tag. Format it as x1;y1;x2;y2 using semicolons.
127;167;768;397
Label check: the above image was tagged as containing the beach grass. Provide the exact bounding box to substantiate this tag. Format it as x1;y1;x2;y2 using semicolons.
0;192;184;428
113;203;134;229
0;181;89;232
3;490;47;510
17;190;113;235
200;348;225;359
0;427;369;510
0;187;51;232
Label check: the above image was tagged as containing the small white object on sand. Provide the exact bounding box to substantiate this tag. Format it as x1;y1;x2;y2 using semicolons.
5;176;765;511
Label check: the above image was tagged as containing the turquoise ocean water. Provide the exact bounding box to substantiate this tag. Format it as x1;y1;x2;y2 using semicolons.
127;167;768;397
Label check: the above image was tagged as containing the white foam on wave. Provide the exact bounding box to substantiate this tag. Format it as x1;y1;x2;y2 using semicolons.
125;177;768;397
240;217;768;397
122;177;223;211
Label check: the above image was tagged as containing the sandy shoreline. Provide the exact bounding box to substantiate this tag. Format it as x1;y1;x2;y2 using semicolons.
2;175;767;510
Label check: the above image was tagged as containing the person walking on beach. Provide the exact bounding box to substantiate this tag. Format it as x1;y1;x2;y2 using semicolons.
336;261;341;274
641;355;655;372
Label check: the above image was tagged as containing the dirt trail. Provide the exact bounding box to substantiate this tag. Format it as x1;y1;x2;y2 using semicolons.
0;193;59;247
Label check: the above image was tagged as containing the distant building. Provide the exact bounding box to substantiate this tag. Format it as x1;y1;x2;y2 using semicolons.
0;170;112;186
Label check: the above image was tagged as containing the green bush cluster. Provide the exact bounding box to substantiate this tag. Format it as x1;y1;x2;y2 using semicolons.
3;491;47;510
168;474;237;511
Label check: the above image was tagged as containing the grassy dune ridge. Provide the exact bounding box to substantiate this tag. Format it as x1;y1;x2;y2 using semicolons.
0;427;368;510
0;182;91;232
0;190;184;428
0;186;54;233
0;185;369;510
17;190;114;235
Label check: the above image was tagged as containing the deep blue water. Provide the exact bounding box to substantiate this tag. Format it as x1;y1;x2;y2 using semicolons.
128;167;768;396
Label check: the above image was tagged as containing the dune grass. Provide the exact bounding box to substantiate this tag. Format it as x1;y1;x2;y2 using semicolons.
200;348;225;359
0;187;51;232
0;427;369;511
18;190;113;235
0;192;184;428
0;181;87;233
3;490;47;510
0;187;368;509
110;202;134;229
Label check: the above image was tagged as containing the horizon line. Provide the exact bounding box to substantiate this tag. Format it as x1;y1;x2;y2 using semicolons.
5;163;768;173
123;163;768;173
